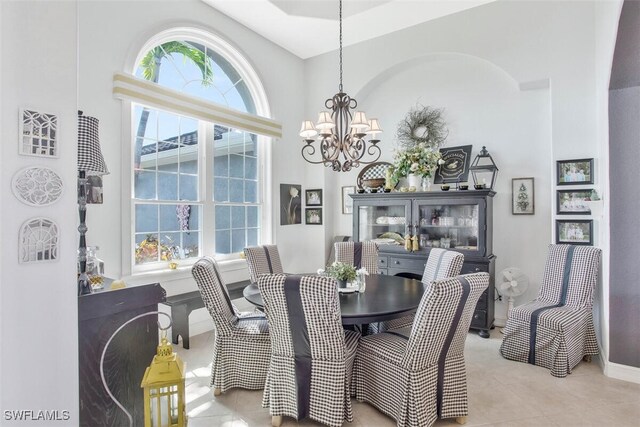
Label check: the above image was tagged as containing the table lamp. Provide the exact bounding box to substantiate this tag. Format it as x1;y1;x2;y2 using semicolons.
78;111;109;296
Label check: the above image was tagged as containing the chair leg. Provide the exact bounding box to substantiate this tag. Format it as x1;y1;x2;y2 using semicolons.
213;387;221;396
456;416;467;425
271;415;282;426
583;355;592;363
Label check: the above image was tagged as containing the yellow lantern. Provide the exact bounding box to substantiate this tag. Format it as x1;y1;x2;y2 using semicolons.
141;335;186;427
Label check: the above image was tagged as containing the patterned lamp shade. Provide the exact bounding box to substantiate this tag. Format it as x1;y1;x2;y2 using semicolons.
78;113;109;175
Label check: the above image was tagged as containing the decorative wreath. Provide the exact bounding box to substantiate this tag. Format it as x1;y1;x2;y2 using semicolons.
396;104;448;149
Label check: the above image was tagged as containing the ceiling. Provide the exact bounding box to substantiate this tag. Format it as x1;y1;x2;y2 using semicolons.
202;0;497;59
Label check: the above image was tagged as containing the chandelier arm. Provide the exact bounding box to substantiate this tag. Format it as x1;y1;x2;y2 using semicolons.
301;143;328;165
339;0;343;92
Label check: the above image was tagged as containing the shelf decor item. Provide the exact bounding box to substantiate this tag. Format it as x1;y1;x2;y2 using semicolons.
512;177;535;215
19;108;58;157
469;146;499;190
19;217;59;263
396;104;448;149
77;111;110;296
392;144;442;186
299;0;382;172
12;166;64;206
556;189;591;215
434;145;473;184
556;219;593;246
556;158;594;185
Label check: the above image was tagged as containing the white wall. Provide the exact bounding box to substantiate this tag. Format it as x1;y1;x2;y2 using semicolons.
1;1;78;424
305;0;609;326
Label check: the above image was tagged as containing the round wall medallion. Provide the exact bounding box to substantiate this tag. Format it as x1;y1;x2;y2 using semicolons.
12;166;64;206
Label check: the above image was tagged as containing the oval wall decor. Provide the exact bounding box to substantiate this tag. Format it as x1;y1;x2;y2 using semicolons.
12;166;64;206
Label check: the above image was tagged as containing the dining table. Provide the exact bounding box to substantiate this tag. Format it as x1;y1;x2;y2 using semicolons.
242;274;425;326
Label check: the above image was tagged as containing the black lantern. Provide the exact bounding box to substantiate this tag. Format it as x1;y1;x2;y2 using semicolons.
469;146;498;190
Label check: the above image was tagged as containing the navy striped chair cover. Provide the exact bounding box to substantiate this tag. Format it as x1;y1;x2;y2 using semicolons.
353;273;489;427
192;257;270;394
258;274;360;427
244;245;284;283
500;244;602;377
334;241;379;274
374;248;464;333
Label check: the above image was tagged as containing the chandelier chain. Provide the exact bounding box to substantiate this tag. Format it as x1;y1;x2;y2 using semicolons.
339;0;343;92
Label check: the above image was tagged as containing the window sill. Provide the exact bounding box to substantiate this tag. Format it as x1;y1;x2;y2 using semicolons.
123;258;248;286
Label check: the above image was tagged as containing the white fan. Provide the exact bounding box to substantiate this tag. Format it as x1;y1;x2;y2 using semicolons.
497;267;529;316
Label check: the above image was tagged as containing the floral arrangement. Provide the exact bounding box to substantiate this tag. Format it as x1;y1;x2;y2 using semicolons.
135;234;172;264
392;142;443;180
325;262;357;282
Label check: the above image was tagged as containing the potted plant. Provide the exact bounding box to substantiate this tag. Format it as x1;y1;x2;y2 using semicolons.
392;143;443;190
325;262;357;288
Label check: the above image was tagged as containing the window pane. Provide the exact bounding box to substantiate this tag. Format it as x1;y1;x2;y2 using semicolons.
180;117;198;139
245;180;257;203
215;205;231;230
215;230;231;255
158;173;178;200
179;174;198;201
160;233;180;260
182;231;199;259
139;139;158;171
245;156;257;180
135;233;160;264
214;178;229;202
157;111;179;141
247;227;258;247
229;179;243;203
157;142;179;172
231;206;245;229
231;229;245;253
134;106;158;140
229;154;243;178
159;204;179;231
245;134;257;157
180;159;198;174
247;206;258;228
135;171;156;200
135;204;158;233
214;154;229;177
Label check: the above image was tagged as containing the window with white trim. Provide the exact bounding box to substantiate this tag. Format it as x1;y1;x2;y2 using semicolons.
126;31;276;273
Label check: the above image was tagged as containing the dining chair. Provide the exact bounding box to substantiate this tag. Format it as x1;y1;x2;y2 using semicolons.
192;256;270;395
244;245;284;283
353;272;489;427
374;248;464;333
334;241;379;274
258;273;360;427
500;244;602;377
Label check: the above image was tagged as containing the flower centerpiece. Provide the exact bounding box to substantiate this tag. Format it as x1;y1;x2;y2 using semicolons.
325;262;357;288
392;143;443;188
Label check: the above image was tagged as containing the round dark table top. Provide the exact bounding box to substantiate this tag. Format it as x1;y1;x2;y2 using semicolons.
242;274;425;325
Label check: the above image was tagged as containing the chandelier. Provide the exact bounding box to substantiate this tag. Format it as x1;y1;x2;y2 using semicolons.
300;0;383;172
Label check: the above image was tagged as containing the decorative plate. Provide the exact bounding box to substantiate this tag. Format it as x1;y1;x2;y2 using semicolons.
12;166;64;206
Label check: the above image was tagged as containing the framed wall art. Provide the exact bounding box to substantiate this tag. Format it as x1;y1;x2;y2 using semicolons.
556;158;594;185
280;184;302;225
305;189;322;206
19;108;58;157
19;217;59;263
305;208;323;225
12;166;64;206
512;177;535;215
556;219;593;246
556;189;591;215
434;145;473;184
342;186;355;214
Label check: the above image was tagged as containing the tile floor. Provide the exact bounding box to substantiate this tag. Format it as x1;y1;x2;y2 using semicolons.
177;327;640;427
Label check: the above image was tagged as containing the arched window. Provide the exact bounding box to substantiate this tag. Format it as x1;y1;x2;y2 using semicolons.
126;28;274;272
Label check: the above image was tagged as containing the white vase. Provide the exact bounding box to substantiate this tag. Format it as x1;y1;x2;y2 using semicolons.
407;174;421;190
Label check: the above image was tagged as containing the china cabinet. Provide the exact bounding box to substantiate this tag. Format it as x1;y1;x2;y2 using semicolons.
351;189;495;337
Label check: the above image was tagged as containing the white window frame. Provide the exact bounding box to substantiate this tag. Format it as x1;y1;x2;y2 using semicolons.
120;28;274;278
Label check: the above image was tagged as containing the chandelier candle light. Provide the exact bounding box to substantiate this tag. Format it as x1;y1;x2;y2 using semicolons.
300;0;383;172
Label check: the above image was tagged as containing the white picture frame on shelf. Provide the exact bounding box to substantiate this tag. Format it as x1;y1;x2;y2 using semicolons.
19;108;59;158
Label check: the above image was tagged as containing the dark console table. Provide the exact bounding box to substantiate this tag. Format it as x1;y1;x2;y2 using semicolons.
78;283;165;427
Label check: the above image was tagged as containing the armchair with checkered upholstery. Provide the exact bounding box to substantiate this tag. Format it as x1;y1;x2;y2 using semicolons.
500;244;602;377
258;274;360;427
334;241;379;274
375;248;464;333
192;257;270;395
244;245;284;283
353;273;489;427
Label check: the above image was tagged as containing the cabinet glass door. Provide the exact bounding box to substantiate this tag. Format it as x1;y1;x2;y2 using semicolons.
355;200;411;251
414;200;484;256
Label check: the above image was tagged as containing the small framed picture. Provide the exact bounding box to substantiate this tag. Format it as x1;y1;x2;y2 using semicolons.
556;189;591;215
556;220;593;245
342;186;355;214
434;145;473;184
557;158;594;185
305;189;323;206
305;208;323;225
512;177;535;215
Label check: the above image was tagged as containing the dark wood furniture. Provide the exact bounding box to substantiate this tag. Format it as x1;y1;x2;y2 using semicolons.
243;274;425;325
78;283;165;427
162;279;249;349
351;190;496;338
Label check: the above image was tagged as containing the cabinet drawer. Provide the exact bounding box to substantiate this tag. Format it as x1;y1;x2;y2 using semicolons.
389;257;426;273
378;256;388;268
476;289;488;309
471;309;487;328
461;262;488;274
378;269;388;275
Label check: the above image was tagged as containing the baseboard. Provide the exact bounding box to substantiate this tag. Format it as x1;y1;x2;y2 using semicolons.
604;361;640;384
493;317;506;328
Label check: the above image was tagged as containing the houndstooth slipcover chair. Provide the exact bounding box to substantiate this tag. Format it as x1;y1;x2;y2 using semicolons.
374;248;465;333
353;273;489;427
258;273;360;427
192;257;270;394
500;244;602;377
244;245;284;283
334;241;379;274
